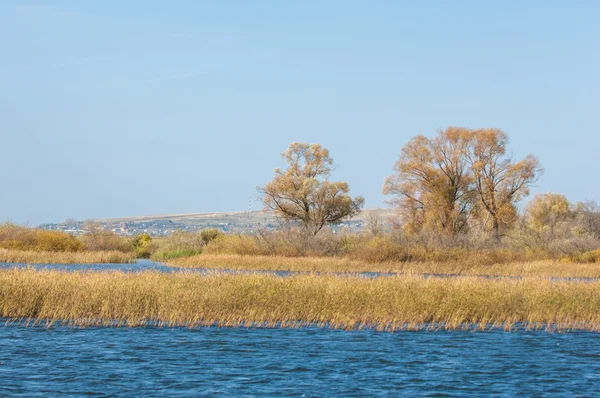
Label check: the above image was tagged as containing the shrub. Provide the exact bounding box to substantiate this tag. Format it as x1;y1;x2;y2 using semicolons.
203;229;346;257
0;223;83;252
200;228;223;245
80;228;131;252
570;249;600;264
130;233;155;258
151;230;206;261
204;234;263;256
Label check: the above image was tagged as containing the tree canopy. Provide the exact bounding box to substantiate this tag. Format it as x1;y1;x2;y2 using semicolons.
261;142;364;235
384;127;542;240
383;127;474;236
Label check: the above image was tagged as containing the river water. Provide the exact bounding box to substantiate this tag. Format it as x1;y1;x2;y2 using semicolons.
0;259;175;273
2;260;600;395
1;259;597;282
1;325;599;396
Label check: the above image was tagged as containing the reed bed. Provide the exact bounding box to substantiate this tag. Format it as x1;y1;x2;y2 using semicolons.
168;254;600;278
1;268;600;331
0;249;136;264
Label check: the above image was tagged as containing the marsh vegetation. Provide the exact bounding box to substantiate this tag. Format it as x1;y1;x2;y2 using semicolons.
1;268;599;331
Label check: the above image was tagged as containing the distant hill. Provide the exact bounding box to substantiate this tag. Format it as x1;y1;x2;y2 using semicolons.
97;208;396;225
41;209;397;236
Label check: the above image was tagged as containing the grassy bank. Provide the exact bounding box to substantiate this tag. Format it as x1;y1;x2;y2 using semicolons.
0;249;136;264
167;254;600;278
1;268;599;331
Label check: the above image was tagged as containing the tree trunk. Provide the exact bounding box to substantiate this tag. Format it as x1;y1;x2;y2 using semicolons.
492;217;500;242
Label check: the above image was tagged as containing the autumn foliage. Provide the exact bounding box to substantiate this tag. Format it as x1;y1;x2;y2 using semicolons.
260;142;364;235
384;128;541;240
0;223;83;252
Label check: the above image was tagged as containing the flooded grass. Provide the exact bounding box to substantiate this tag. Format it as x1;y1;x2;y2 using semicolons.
0;249;136;264
168;254;600;278
1;268;600;331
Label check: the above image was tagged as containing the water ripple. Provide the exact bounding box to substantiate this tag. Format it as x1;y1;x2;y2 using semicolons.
1;326;599;396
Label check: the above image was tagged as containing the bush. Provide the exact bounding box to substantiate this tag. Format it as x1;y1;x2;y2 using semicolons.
200;228;223;245
80;227;131;252
0;223;83;252
570;249;600;263
130;233;155;258
203;229;346;257
151;230;206;261
204;234;263;256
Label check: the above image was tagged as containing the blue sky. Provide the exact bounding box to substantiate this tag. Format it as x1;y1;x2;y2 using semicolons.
1;1;598;224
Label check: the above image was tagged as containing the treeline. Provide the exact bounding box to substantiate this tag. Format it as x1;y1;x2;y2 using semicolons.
0;222;152;258
0;221;224;263
260;128;545;240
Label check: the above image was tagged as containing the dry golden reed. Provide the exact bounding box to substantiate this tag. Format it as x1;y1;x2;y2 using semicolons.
1;268;600;331
168;254;600;279
0;249;136;264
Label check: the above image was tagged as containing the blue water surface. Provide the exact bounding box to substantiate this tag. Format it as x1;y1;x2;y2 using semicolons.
1;259;598;282
1;325;599;396
0;259;173;273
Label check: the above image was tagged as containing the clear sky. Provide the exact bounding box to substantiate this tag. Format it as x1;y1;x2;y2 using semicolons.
1;1;598;224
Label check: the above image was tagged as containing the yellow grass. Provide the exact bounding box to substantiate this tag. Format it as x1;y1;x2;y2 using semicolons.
167;254;600;278
0;249;136;264
1;268;599;331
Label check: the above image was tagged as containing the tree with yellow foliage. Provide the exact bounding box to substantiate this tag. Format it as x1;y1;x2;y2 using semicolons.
383;127;474;237
526;193;572;232
466;129;542;241
260;142;364;235
523;193;572;248
384;127;542;241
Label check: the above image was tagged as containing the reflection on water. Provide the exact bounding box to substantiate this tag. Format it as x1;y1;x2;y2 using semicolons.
0;325;599;396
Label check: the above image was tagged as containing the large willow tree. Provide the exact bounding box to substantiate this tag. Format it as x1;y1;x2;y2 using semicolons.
383;127;474;237
466;128;542;241
384;127;542;241
260;142;364;235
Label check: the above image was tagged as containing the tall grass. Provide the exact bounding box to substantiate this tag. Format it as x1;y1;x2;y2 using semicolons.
0;249;136;264
168;254;600;278
1;268;599;331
